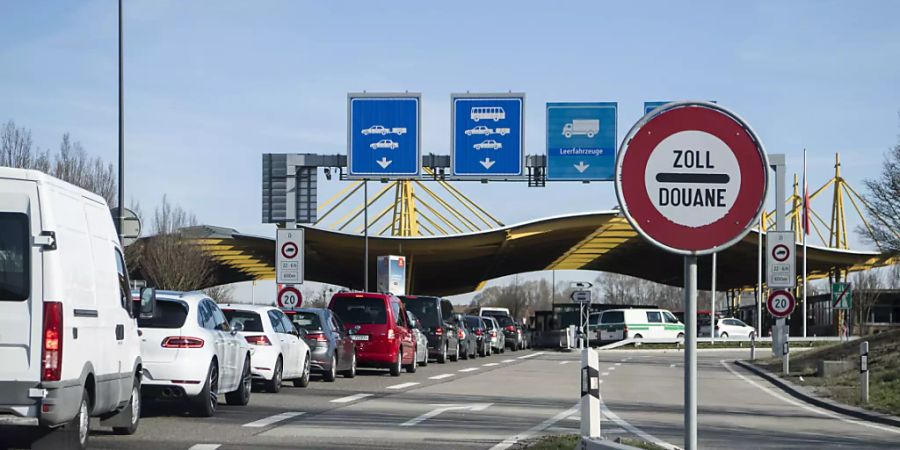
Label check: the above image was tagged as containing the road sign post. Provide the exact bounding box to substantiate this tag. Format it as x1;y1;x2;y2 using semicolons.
571;290;592;349
276;228;304;285
348;93;421;179
616;101;768;450
451;93;525;179
546;102;617;181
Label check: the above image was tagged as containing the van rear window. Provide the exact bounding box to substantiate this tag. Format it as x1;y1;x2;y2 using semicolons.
601;311;624;324
138;300;188;329
0;213;29;301
330;297;387;325
401;298;440;328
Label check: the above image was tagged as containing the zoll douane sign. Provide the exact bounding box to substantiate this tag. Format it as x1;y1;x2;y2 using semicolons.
276;228;304;284
615;101;768;255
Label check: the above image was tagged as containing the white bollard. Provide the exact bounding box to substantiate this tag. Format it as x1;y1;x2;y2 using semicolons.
581;348;600;438
783;325;790;375
750;332;756;361
860;341;869;404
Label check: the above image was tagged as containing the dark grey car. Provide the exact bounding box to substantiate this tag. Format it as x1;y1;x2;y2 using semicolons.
287;308;356;381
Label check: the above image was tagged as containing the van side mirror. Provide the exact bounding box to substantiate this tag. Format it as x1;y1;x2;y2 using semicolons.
139;287;157;319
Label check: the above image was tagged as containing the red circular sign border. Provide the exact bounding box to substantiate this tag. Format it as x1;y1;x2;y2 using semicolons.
281;242;299;259
616;102;768;255
278;286;302;308
766;290;795;318
772;244;790;262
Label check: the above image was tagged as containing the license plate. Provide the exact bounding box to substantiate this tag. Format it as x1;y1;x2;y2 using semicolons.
351;335;369;341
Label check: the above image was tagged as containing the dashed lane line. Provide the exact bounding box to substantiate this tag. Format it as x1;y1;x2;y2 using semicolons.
188;445;221;450
517;352;545;360
601;372;609;376
502;359;515;363
386;382;420;390
459;367;479;372
330;393;373;404
483;363;500;367
243;411;305;428
429;373;455;380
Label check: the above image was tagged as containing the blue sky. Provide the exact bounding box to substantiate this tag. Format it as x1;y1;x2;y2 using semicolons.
2;1;899;300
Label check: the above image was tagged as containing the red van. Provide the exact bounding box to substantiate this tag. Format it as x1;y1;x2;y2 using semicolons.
328;292;417;376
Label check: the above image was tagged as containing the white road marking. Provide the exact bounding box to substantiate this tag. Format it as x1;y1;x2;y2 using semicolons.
615;363;622;366
517;352;545;360
608;367;616;371
188;445;221;450
429;373;455;380
459;367;479;372
598;395;678;449
670;364;677;368
502;359;515;363
330;393;372;404
722;360;900;435
601;372;610;376
489;404;580;450
401;403;492;427
387;382;420;390
483;362;500;367
242;411;305;428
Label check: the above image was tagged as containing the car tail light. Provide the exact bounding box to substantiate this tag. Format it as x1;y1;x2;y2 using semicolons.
162;336;205;348
505;325;516;332
475;329;483;336
457;329;465;339
434;327;443;336
244;335;272;346
490;330;497;337
41;302;63;382
306;332;328;342
623;325;629;337
387;329;395;340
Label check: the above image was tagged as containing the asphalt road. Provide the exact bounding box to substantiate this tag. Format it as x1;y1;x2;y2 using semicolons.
5;348;900;449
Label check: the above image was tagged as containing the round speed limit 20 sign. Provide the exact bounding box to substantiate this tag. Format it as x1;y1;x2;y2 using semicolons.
767;290;795;318
278;286;302;309
615;102;768;255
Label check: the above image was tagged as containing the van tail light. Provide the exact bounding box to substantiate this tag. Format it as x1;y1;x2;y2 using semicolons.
305;332;328;343
490;330;497;337
41;302;63;382
434;327;443;336
505;325;516;332
161;336;205;348
623;325;629;337
387;329;395;340
457;329;464;339
475;329;483;336
244;335;272;346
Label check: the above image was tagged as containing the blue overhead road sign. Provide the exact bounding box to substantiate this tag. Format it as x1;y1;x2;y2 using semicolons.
452;94;524;178
644;101;669;115
348;93;420;179
546;102;617;181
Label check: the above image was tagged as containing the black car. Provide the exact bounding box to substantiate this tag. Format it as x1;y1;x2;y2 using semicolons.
463;315;491;357
493;314;522;351
287;308;357;381
450;313;478;359
399;296;460;363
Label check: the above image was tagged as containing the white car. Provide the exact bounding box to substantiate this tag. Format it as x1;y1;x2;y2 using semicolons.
703;317;757;339
361;125;389;135
222;305;311;392
138;292;252;417
370;139;399;150
474;139;502;150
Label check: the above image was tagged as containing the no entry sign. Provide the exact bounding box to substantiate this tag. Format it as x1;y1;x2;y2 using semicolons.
615;101;768;255
767;290;795;318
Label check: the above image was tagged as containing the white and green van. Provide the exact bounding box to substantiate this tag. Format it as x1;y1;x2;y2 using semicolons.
589;308;685;342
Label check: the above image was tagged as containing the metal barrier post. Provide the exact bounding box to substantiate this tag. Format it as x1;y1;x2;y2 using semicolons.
581;348;600;438
860;341;869;404
782;325;790;375
750;332;756;361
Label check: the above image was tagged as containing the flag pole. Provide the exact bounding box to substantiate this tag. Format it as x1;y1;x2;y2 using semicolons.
803;149;808;337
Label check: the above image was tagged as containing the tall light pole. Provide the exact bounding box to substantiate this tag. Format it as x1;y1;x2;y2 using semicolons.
117;0;125;242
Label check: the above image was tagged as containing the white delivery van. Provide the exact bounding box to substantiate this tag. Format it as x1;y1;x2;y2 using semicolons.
590;308;684;342
0;168;156;449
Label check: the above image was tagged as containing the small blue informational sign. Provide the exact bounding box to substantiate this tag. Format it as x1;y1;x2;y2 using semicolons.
348;93;420;179
451;93;524;178
546;102;617;181
644;101;669;115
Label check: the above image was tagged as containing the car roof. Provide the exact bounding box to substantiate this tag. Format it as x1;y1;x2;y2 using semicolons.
220;304;277;313
153;291;211;305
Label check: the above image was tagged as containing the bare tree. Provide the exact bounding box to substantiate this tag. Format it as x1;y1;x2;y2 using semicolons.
203;285;236;303
596;272;683;310
860;119;900;253
852;270;883;335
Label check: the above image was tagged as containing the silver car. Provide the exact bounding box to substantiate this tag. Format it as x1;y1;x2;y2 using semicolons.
406;311;429;366
481;316;506;354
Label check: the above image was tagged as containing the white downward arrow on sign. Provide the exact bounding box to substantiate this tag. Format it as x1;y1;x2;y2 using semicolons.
574;161;590;173
480;158;495;169
400;403;492;427
376;157;392;169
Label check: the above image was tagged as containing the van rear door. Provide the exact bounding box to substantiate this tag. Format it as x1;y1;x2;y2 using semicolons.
0;181;44;407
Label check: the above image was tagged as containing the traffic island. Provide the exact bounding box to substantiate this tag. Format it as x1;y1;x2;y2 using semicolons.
516;434;668;450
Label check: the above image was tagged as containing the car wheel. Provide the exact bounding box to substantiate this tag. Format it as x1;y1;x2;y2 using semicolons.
420;348;428;366
633;334;643;340
438;342;448;364
59;388;90;449
406;349;418;373
677;333;685;339
460;344;469;360
721;332;729;339
390;349;402;377
749;331;757;339
112;376;141;435
323;354;337;382
450;343;459;362
193;361;218;417
226;355;252;406
344;352;357;378
293;354;311;387
265;357;283;393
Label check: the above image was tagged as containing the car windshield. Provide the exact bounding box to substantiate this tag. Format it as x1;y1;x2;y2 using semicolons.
330;297;387;325
0;213;29;301
222;309;265;332
495;315;514;327
138;300;188;329
464;316;481;329
292;312;324;331
482;318;496;329
401;298;440;328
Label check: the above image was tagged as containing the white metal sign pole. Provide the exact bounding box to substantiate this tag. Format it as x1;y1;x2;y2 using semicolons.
771;154;788;371
711;252;717;343
684;255;698;450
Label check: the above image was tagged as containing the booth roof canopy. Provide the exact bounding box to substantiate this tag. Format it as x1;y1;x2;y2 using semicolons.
178;212;893;296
